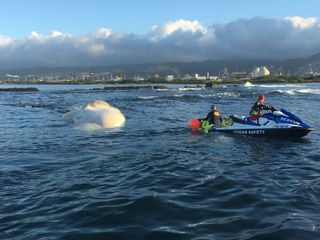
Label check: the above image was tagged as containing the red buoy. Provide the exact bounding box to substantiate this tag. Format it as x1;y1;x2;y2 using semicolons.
189;118;201;130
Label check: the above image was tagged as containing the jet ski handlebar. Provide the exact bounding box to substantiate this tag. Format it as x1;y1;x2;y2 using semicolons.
265;105;278;112
270;106;278;112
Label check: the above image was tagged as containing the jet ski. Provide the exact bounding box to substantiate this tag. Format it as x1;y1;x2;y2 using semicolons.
193;109;313;138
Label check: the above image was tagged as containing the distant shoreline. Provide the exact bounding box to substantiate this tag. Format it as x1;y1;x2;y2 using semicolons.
0;78;319;92
1;77;320;85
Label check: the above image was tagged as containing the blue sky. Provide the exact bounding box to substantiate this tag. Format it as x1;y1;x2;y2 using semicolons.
1;0;320;68
1;0;320;38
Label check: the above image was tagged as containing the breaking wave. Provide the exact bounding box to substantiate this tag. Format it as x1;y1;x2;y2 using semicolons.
271;89;320;95
138;96;158;100
216;92;241;97
178;87;204;91
257;84;306;88
295;89;320;94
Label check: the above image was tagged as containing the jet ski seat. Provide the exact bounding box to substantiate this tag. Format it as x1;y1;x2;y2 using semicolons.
230;115;247;124
245;117;260;126
230;115;269;126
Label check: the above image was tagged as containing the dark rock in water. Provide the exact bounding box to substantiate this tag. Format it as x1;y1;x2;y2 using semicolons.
184;85;203;88
152;86;169;90
0;87;39;92
93;85;169;91
205;82;215;88
205;82;222;88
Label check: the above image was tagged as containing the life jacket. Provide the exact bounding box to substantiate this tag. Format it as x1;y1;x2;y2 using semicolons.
205;110;222;125
249;101;262;116
213;111;221;125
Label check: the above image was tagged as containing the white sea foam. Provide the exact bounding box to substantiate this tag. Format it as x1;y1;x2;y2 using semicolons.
273;90;284;94
138;96;158;100
258;84;306;88
198;94;217;98
271;89;298;95
197;92;240;98
244;82;254;87
285;90;296;95
272;88;320;95
294;89;320;94
216;92;241;97
154;88;169;91
178;87;203;91
63;100;125;130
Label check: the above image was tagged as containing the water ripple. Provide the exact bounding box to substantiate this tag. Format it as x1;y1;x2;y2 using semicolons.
0;83;319;239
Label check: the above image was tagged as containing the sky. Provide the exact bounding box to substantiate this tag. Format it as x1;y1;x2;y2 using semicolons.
1;0;320;69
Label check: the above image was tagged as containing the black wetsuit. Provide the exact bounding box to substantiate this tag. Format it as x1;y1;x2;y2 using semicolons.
249;101;273;116
204;111;222;125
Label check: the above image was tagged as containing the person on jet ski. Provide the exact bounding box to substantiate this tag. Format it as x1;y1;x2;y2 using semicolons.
249;94;276;120
201;104;222;125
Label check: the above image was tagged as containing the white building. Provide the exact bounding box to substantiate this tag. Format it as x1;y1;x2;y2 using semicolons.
166;75;175;81
6;74;20;82
181;74;193;81
113;73;124;81
250;67;270;78
194;73;206;80
133;75;144;81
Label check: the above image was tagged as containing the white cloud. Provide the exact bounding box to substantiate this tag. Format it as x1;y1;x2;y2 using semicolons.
285;16;318;29
28;31;42;40
150;19;207;41
96;28;112;38
27;30;70;42
210;17;320;59
1;17;320;69
0;35;13;47
51;31;63;37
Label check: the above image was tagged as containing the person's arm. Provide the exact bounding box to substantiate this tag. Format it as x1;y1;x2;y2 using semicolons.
262;103;277;111
199;113;209;121
262;103;271;110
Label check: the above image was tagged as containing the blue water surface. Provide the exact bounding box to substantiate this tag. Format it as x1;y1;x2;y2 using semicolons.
0;83;320;240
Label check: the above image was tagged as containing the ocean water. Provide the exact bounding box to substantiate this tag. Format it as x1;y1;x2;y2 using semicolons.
1;83;320;240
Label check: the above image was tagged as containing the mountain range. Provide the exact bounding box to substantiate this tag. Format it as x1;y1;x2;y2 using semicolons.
1;52;320;78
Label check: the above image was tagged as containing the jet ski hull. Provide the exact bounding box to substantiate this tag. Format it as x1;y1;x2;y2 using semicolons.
201;109;313;138
214;126;313;138
192;109;313;138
